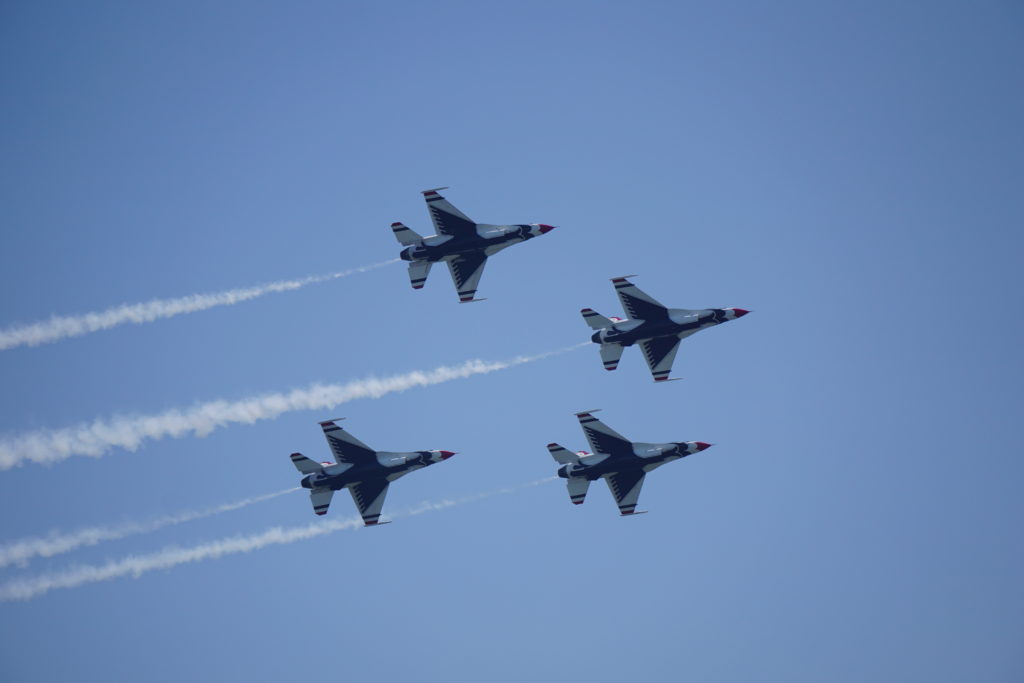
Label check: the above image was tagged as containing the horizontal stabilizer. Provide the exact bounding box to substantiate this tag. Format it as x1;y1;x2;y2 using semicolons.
290;452;324;475
310;489;333;516
547;443;580;464
391;222;423;246
599;343;624;371
580;308;614;330
408;261;432;290
567;478;590;505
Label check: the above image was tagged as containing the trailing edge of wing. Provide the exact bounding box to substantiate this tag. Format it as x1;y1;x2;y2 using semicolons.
605;471;646;515
348;479;390;526
422;189;476;237
639;336;683;382
320;421;377;464
575;411;633;456
611;277;669;321
446;252;488;303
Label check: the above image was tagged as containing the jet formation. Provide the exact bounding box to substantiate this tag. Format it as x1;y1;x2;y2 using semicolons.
287;188;750;522
582;276;748;382
391;187;556;302
549;410;712;515
290;419;455;526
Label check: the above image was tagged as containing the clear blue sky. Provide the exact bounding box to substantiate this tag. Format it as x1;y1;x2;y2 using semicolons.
1;2;1022;681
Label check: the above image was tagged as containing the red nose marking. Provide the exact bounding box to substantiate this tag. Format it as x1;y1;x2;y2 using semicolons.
439;450;456;460
694;442;712;451
537;224;556;234
731;308;749;318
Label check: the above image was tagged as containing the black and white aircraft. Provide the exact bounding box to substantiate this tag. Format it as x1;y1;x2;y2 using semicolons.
391;187;556;302
548;410;712;516
582;276;749;382
290;419;455;526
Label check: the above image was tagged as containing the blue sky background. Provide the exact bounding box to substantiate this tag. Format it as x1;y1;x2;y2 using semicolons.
1;2;1022;681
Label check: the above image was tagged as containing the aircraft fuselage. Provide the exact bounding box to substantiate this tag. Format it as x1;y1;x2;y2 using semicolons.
300;451;443;491
557;442;693;481
591;308;735;346
400;224;547;263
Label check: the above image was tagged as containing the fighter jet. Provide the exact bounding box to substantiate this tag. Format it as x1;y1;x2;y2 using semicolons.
391;187;556;302
289;419;455;526
547;410;712;516
582;276;749;382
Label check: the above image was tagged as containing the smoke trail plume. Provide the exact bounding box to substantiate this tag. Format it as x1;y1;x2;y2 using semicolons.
0;488;298;569
0;478;555;601
0;259;398;351
0;344;585;470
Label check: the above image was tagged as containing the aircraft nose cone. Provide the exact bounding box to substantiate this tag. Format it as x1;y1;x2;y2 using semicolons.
439;450;456;460
731;308;750;318
694;442;713;452
537;224;556;234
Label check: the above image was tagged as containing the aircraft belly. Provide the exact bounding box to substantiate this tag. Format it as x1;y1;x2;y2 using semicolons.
327;468;377;490
385;464;424;481
641;459;670;472
633;321;687;343
589;458;640;480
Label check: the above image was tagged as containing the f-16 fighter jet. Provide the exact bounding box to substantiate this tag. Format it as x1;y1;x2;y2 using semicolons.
582;276;749;382
290;419;455;526
391;187;556;302
548;410;712;516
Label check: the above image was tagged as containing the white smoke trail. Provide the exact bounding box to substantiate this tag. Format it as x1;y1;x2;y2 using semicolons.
0;344;586;470
0;488;299;569
0;478;556;601
0;259;398;351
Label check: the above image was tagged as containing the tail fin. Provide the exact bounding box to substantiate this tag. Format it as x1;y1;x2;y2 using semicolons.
599;343;624;371
290;452;324;475
547;443;580;464
391;222;423;246
580;308;614;330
